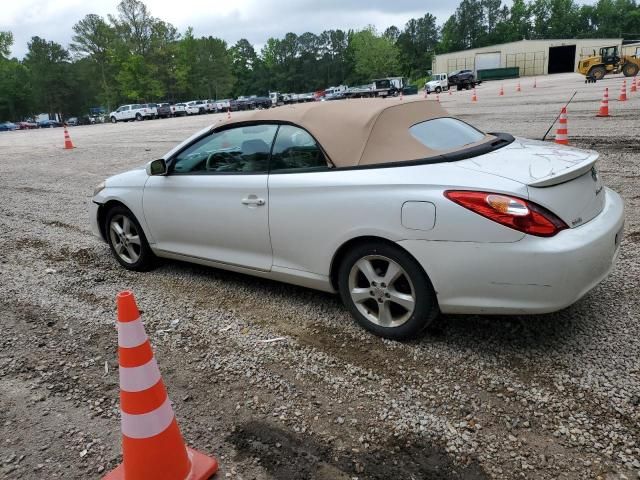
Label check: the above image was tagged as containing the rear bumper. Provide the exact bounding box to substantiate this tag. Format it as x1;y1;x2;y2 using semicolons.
399;188;624;314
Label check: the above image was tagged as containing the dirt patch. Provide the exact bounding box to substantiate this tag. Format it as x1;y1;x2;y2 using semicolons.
228;421;488;480
625;231;640;244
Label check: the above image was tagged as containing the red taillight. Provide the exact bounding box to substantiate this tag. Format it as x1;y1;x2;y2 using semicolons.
444;191;568;237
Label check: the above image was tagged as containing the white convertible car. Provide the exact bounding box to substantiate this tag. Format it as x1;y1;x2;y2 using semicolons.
91;99;624;339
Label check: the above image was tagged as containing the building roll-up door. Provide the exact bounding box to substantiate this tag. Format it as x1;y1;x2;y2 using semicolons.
475;52;501;72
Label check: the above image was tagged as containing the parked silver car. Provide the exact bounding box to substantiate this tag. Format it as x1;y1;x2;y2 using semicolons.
91;99;624;339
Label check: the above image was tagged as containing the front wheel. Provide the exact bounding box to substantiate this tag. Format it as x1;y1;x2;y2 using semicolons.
588;65;606;80
338;242;439;340
435;86;442;93
135;113;143;121
105;206;155;271
110;117;117;123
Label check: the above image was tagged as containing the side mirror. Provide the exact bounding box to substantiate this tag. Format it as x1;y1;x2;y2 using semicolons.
146;158;167;176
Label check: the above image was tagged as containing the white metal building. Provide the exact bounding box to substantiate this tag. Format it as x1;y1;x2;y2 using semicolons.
433;38;623;77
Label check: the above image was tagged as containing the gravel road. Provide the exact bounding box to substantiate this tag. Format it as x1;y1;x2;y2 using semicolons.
0;73;638;480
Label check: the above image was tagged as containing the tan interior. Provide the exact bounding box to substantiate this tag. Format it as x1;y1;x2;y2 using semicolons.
218;98;495;168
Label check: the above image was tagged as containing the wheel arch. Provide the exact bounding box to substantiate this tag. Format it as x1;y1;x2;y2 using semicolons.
97;200;141;242
329;235;433;292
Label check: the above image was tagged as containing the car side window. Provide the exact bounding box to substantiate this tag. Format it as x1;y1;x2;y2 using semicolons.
171;124;278;175
270;125;328;172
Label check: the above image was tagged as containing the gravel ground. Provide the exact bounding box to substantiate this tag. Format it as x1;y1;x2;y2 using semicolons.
0;72;638;480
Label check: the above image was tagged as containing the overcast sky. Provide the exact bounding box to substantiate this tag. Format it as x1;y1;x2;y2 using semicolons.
2;0;471;58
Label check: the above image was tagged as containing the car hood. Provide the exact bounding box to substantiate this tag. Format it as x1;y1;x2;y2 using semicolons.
426;80;441;86
106;167;148;187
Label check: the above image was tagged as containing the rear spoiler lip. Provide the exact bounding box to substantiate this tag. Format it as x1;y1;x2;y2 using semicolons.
527;151;598;187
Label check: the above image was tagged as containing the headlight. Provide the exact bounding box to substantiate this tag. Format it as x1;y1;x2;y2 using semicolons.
93;181;106;197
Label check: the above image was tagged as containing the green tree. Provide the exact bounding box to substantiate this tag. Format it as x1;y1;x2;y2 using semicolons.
23;37;75;116
397;15;439;78
231;39;258;96
70;14;117;108
0;31;13;59
0;32;32;120
347;27;400;84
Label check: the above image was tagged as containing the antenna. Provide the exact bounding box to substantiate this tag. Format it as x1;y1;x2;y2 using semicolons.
542;91;577;141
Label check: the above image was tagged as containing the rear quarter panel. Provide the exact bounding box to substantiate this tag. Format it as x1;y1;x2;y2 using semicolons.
267;163;528;276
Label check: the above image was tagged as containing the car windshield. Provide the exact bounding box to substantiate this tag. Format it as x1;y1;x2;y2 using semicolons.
409;118;485;151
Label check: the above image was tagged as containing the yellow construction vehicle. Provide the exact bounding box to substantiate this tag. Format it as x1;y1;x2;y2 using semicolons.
578;45;640;80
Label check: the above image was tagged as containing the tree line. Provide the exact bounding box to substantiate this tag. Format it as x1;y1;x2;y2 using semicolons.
0;0;638;121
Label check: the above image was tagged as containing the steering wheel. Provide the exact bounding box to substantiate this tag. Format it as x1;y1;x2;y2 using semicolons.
206;151;236;171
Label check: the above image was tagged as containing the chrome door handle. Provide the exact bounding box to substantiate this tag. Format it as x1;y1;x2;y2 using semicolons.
241;197;265;206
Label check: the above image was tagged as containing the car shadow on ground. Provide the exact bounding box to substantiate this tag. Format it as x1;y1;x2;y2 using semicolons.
227;420;488;480
154;257;593;358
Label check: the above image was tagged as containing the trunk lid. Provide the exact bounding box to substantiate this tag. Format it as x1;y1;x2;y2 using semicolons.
456;137;605;228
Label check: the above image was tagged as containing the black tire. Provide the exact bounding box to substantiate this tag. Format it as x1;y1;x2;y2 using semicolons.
588;65;607;81
435;86;442;93
456;84;463;91
135;113;143;121
622;63;639;77
110;116;117;123
337;241;439;340
105;205;155;271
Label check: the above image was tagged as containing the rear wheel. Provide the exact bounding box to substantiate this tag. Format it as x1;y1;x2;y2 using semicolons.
338;241;439;340
105;206;155;271
588;65;607;80
622;63;639;77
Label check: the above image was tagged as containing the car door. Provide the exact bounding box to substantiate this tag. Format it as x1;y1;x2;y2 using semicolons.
142;123;278;271
266;124;334;275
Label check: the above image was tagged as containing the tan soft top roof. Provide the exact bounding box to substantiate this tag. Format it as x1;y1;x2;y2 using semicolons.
215;98;493;168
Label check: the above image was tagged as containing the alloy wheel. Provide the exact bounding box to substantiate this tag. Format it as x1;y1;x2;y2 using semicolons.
109;214;142;264
348;255;416;328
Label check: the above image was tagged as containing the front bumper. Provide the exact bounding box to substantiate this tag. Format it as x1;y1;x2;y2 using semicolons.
399;188;624;314
90;201;105;241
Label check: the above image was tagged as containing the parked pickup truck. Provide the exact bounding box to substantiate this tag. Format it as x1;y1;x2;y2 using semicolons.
152;103;172;119
186;100;207;114
425;73;449;94
168;103;187;117
109;104;150;123
448;69;482;90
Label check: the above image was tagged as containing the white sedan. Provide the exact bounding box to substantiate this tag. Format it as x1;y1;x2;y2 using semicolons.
91;99;624;339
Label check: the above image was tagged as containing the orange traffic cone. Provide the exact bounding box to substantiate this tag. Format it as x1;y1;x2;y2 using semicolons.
471;88;477;102
533;77;537;88
63;126;75;149
226;107;231;120
423;89;428;99
596;87;610;117
516;81;521;92
631;77;637;93
104;291;219;480
618;80;627;101
555;107;569;145
499;85;504;96
436;94;440;103
448;88;452;96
